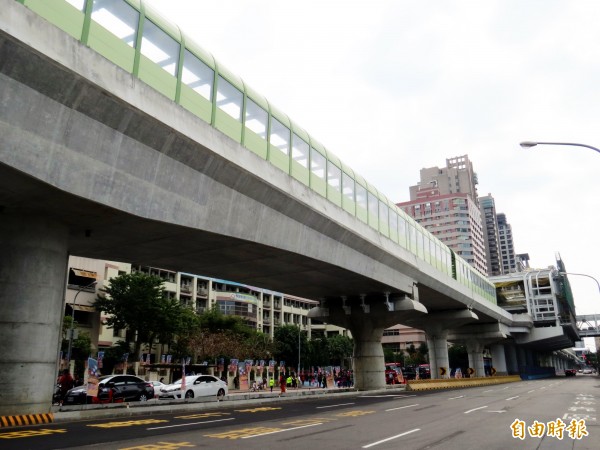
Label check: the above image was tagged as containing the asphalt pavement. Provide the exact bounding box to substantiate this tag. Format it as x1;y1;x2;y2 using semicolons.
52;384;407;423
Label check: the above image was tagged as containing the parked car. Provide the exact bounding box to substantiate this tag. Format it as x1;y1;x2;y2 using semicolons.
159;374;227;400
417;364;431;379
63;375;154;405
565;369;577;377
150;380;167;398
582;367;594;374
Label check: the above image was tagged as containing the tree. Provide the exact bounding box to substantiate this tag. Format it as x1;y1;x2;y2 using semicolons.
273;325;308;371
327;334;353;366
93;272;190;358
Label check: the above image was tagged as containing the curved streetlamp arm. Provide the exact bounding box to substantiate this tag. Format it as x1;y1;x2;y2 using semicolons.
520;141;600;154
559;272;600;293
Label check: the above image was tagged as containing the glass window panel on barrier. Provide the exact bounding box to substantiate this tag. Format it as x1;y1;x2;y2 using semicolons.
368;192;378;224
327;161;341;192
245;98;268;138
310;148;326;179
216;76;243;121
389;210;398;241
356;184;367;210
292;134;309;167
182;50;214;101
398;213;407;247
91;0;138;47
67;0;85;11
379;201;389;228
270;118;290;155
342;172;355;202
141;19;179;75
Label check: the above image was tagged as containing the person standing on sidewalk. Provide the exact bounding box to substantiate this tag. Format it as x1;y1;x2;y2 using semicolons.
279;373;286;395
269;377;274;392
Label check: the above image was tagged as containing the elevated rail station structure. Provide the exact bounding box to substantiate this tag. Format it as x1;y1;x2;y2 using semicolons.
0;0;587;416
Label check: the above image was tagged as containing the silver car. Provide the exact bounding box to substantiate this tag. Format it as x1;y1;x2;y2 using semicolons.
159;374;227;400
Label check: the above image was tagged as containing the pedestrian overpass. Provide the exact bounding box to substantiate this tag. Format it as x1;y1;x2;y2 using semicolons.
0;0;583;416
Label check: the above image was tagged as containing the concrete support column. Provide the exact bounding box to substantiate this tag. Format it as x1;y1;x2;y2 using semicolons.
349;322;386;390
426;331;449;379
490;344;508;375
505;344;519;374
0;214;68;415
466;340;486;377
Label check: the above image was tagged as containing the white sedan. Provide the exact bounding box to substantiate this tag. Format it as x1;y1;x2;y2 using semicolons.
159;375;227;400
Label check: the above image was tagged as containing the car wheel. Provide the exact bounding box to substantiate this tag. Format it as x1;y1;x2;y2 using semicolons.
138;393;149;402
217;389;225;400
185;390;194;399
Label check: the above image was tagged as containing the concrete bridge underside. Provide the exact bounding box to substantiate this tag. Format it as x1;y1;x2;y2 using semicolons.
0;3;513;415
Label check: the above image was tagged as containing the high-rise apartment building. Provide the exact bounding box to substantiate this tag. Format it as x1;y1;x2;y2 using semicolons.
479;194;502;276
497;213;517;273
398;155;488;275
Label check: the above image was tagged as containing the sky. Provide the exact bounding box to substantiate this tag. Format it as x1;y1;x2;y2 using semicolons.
145;0;600;350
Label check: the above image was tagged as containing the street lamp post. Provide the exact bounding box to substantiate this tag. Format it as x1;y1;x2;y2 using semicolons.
66;280;97;366
520;141;600;154
559;272;600;293
297;324;302;379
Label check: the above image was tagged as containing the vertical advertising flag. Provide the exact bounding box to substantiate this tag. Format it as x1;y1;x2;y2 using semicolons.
181;359;186;393
268;360;275;374
97;351;104;369
87;357;99;397
228;358;239;373
218;358;225;373
166;354;172;364
161;354;166;363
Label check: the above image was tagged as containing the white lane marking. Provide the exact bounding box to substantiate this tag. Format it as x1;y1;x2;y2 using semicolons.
486;410;507;413
505;396;519;401
316;402;355;409
482;389;494;393
500;386;510;390
242;422;322;438
448;395;464;400
147;417;234;430
386;404;419;412
527;390;536;393
464;406;488;414
362;428;421;448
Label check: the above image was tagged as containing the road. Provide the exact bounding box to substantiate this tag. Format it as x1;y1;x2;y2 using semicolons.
1;376;597;449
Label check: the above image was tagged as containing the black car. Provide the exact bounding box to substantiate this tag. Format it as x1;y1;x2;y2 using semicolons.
63;375;154;405
565;369;577;377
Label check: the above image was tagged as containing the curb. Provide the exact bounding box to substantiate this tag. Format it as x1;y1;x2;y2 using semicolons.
406;375;521;391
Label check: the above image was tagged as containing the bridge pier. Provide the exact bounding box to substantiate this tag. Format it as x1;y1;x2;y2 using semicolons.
466;340;486;377
490;343;508;375
308;293;427;390
425;331;450;379
0;213;68;415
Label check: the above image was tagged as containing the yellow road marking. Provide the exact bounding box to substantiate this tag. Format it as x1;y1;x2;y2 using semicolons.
336;410;376;417
234;407;282;413
175;412;230;419
119;441;195;449
88;419;168;428
0;428;67;439
282;418;336;426
205;427;282;439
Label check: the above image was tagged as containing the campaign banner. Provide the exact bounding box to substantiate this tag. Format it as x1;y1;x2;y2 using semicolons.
218;358;225;372
166;354;172;364
161;354;166;363
268;360;275;373
87;358;99;397
97;351;104;369
228;359;239;373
